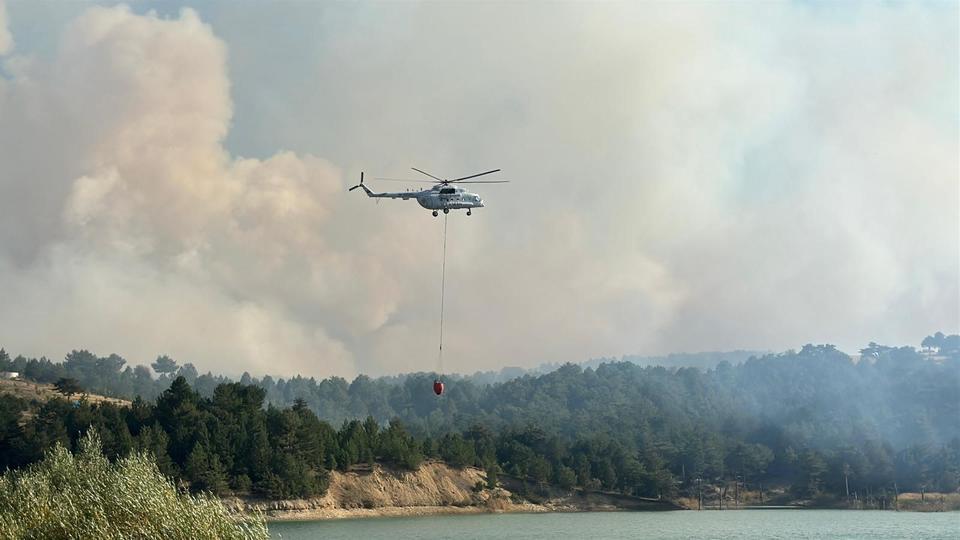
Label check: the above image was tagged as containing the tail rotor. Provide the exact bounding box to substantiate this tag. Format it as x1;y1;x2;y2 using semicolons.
348;172;365;192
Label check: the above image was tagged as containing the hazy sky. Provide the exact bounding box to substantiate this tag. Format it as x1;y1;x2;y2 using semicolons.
0;1;957;378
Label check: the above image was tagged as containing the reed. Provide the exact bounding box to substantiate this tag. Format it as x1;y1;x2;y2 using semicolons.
0;431;268;540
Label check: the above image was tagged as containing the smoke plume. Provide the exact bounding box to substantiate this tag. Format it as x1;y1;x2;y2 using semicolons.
0;2;956;377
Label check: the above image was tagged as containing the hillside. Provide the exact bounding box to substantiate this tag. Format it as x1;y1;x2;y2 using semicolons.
0;378;130;408
0;335;957;509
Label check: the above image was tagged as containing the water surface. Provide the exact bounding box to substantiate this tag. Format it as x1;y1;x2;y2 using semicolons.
269;509;960;539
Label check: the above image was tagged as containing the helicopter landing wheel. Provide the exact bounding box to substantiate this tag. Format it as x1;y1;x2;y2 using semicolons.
432;210;438;217
466;209;472;216
443;208;449;214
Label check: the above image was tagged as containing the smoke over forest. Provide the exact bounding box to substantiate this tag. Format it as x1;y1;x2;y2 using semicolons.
0;2;956;379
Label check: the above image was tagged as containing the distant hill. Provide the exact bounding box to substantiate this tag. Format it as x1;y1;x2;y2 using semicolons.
579;350;766;371
0;346;768;406
469;351;767;385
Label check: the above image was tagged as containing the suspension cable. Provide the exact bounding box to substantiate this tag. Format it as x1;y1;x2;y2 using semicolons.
438;214;448;376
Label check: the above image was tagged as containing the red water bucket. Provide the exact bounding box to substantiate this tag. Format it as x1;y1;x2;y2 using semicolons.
433;379;444;396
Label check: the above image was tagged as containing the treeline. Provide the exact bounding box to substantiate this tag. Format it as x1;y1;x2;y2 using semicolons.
3;337;956;443
1;373;957;502
0;379;425;499
0;376;688;500
0;350;230;402
1;334;958;501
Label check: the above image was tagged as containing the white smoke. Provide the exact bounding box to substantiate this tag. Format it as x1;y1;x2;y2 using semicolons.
0;0;11;56
0;6;391;377
328;2;958;369
0;3;956;378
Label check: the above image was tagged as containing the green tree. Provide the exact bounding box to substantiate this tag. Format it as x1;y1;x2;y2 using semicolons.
178;363;199;384
151;355;178;377
554;465;577;490
795;449;828;498
53;378;83;400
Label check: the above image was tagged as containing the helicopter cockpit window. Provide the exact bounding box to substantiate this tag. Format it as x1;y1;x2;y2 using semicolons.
440;188;456;194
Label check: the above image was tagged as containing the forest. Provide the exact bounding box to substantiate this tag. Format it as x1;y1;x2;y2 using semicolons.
0;333;957;503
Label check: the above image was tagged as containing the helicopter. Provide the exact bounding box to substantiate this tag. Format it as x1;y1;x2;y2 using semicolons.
349;167;507;216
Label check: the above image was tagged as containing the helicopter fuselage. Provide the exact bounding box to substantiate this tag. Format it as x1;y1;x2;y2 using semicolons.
358;183;484;215
415;186;483;211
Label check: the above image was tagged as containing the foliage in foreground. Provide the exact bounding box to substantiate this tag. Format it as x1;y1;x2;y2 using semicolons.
0;432;267;540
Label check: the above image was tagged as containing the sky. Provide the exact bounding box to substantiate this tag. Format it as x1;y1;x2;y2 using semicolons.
0;1;957;379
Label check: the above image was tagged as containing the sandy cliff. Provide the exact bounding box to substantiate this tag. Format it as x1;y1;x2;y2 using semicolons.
225;461;545;520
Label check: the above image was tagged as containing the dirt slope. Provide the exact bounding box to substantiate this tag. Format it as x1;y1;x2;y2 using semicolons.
227;461;546;520
227;461;680;520
0;378;131;407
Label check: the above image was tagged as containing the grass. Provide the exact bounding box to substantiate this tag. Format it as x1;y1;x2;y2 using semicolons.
0;431;268;540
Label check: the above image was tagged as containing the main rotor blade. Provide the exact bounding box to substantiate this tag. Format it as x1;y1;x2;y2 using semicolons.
453;180;510;184
372;177;438;183
449;169;501;182
411;167;445;182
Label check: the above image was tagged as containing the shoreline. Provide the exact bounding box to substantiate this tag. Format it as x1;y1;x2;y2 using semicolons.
224;462;958;522
252;491;960;522
256;502;958;523
262;502;553;522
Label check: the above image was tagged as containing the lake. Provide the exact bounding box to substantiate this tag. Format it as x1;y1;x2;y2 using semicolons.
269;510;960;539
